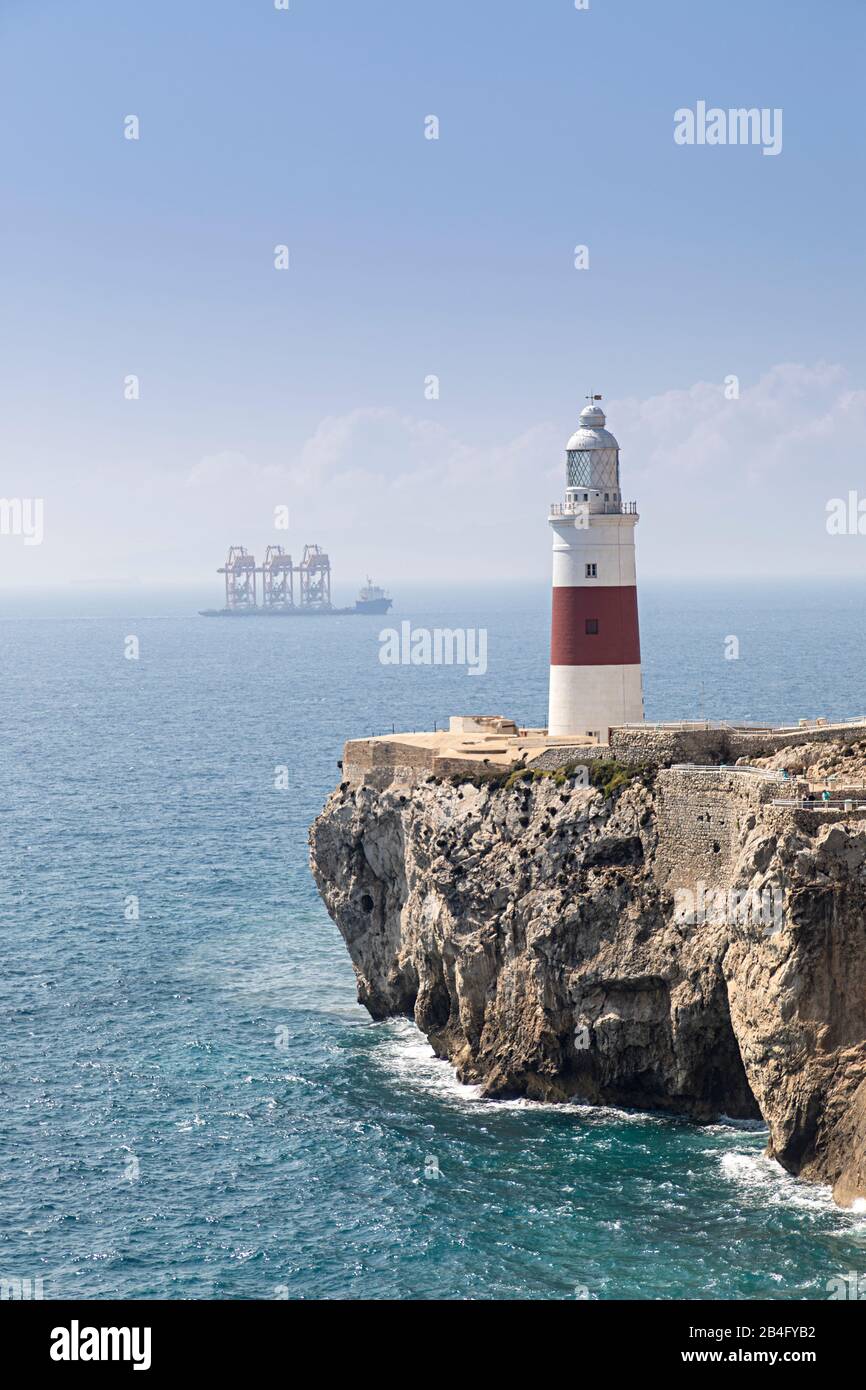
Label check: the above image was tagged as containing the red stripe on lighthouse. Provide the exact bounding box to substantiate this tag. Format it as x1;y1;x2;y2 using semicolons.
551;586;641;666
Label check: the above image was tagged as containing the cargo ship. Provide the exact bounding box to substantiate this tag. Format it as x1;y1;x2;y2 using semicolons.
353;579;392;615
199;544;393;617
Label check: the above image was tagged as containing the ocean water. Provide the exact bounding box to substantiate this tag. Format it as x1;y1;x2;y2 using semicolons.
1;579;865;1301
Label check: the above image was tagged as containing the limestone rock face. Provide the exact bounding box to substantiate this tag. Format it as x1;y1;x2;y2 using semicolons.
309;768;866;1206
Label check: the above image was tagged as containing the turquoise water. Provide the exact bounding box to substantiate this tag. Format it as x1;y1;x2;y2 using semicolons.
1;581;865;1300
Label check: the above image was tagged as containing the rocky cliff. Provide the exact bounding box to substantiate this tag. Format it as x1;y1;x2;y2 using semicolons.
309;753;866;1207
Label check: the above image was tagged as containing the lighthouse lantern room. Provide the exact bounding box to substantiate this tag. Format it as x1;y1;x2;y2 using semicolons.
547;395;644;741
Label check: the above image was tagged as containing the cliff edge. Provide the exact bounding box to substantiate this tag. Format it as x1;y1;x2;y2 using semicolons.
310;738;866;1207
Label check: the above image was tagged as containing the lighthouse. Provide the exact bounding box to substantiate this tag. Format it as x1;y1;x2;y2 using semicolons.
547;396;644;741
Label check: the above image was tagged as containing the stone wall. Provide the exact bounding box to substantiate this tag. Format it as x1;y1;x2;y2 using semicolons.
608;727;730;766
343;738;433;783
609;721;866;767
727;722;866;757
652;767;783;893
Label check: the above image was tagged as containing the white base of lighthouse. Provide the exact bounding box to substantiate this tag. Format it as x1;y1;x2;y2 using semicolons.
548;663;643;742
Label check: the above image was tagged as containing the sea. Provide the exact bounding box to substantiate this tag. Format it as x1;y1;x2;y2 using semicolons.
1;579;865;1301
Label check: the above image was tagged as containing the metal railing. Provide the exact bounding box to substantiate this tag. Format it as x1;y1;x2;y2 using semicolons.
617;718;866;735
549;501;638;517
618;720;738;731
772;798;866;810
770;716;866;733
670;764;784;779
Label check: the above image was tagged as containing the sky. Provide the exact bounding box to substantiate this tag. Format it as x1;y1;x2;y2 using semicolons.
1;0;865;591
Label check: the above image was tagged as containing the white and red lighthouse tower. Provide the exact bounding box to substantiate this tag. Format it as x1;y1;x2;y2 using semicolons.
547;396;644;741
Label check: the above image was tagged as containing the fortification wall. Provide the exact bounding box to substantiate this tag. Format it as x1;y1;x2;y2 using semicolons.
609;727;731;766
343;738;434;783
728;723;866;757
608;721;866;767
652;767;782;893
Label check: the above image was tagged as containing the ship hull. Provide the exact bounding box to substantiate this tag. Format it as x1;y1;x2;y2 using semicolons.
199;606;386;617
353;598;392;614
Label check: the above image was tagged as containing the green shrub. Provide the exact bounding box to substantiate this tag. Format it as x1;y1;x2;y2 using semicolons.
588;760;649;799
446;759;653;798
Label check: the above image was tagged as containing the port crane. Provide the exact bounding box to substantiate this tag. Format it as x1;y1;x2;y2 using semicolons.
217;546;257;609
216;544;333;611
260;545;295;609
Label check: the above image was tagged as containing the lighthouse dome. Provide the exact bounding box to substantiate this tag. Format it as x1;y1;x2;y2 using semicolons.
565;403;620;452
565;402;621;491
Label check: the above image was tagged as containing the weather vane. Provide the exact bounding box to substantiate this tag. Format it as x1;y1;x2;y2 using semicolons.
585;392;602;404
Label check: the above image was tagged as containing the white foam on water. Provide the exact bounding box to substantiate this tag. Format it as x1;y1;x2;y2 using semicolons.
176;1113;206;1132
371;1018;484;1105
281;1073;321;1089
717;1148;851;1219
371;1018;671;1126
713;1115;768;1133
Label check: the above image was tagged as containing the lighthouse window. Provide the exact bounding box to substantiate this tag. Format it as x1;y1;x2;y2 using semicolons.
585;564;597;578
567;450;594;488
585;619;599;635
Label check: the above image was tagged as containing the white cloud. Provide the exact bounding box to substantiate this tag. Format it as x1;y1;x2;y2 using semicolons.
609;363;866;576
3;363;864;587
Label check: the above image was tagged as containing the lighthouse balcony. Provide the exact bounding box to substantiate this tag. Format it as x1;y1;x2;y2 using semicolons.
550;500;638;518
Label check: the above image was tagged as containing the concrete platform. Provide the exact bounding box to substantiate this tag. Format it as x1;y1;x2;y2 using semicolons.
342;715;597;783
340;713;866;787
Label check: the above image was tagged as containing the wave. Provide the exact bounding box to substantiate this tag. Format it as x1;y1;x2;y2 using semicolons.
716;1149;866;1232
372;1018;699;1128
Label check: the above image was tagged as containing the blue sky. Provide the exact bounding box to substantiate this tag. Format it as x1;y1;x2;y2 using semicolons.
1;0;865;587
